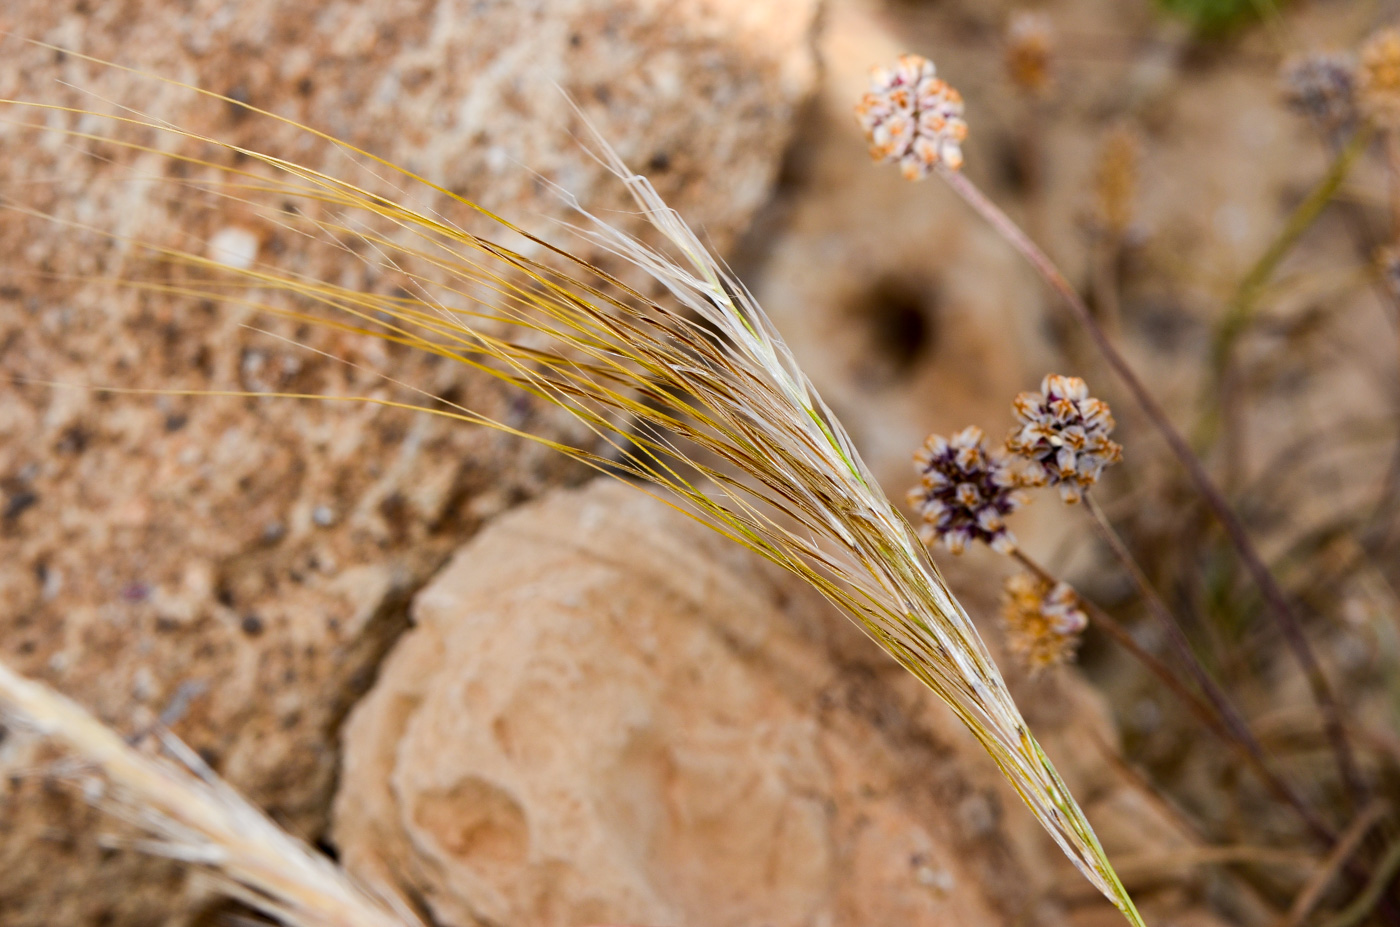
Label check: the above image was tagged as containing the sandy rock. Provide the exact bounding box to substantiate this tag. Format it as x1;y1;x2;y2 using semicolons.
0;0;817;922
334;479;1223;927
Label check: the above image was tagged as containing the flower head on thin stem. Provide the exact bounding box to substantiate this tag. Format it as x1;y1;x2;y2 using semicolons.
856;54;969;179
1008;374;1122;504
1360;28;1400;127
908;425;1024;554
1005;12;1055;98
1281;52;1358;133
1002;572;1088;671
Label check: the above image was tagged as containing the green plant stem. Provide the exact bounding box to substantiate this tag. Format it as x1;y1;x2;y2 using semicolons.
1201;124;1374;448
939;162;1368;813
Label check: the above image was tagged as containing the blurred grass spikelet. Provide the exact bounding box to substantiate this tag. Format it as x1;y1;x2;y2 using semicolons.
1001;573;1088;672
855;53;968;177
1004;11;1056;97
907;426;1024;554
1093;125;1142;238
1008;375;1123;504
1;44;1143;927
0;662;420;927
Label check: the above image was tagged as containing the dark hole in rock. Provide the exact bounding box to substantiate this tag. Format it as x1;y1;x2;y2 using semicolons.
856;276;937;382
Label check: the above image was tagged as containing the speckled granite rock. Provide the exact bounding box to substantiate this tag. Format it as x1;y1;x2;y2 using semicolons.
333;479;1226;927
0;0;817;922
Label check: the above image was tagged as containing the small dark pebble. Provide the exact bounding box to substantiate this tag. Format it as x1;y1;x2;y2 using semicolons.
240;614;265;637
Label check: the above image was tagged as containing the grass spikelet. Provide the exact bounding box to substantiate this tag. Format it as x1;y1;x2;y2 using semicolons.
1;47;1143;926
0;661;420;927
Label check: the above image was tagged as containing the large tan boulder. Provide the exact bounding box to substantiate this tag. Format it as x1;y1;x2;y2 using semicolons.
334;479;1223;927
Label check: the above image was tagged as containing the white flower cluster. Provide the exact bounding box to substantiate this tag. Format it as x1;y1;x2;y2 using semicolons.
855;54;969;180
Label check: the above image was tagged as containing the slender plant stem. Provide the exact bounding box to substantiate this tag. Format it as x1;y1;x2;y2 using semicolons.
1201;124;1374;448
1322;836;1400;927
1387;128;1400;246
1009;545;1334;846
1278;801;1389;927
1213;125;1372;371
1081;493;1337;839
938;163;1368;809
1011;548;1225;727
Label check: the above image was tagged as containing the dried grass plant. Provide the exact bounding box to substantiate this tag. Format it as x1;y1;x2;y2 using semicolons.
0;43;1145;926
0;661;422;927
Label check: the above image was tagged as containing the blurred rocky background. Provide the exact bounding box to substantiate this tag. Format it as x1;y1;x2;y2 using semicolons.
1;0;1398;925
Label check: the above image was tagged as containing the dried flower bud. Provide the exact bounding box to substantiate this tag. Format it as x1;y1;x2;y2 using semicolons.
908;426;1024;554
1360;28;1400;127
856;54;969;179
1008;374;1122;504
1093;125;1141;238
1002;573;1088;671
1281;52;1358;132
1005;11;1055;97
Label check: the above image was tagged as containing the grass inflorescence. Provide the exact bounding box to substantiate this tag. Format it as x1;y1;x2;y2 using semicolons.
0;41;1145;927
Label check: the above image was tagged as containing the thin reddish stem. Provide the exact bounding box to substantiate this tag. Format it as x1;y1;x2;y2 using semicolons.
940;163;1367;808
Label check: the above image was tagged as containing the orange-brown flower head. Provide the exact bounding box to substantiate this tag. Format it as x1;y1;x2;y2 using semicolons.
1360;28;1400;126
1008;374;1122;504
1005;11;1055;97
1281;52;1357;132
908;426;1024;554
856;54;969;179
1002;573;1088;672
